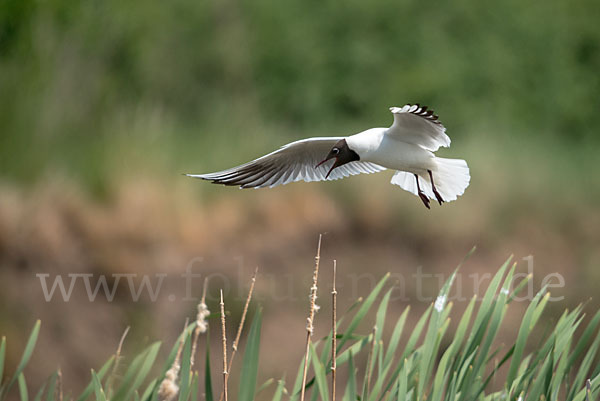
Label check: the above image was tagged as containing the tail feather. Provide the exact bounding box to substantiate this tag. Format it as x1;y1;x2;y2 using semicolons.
390;157;470;203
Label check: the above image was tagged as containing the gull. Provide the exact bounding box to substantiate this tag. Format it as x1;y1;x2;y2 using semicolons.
187;104;470;208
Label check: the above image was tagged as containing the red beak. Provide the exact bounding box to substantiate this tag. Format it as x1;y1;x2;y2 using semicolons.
316;157;338;178
315;158;329;168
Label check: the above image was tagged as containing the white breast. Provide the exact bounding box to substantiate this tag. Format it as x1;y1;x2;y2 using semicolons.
347;128;435;172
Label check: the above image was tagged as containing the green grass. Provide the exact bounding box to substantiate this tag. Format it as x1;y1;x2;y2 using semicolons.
1;257;599;401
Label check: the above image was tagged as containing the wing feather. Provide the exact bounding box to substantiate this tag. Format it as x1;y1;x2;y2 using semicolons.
187;137;386;189
387;104;451;151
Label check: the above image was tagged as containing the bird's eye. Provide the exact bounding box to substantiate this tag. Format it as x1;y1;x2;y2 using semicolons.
332;148;339;154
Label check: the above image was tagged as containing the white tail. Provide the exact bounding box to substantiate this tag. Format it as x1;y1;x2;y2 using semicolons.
390;157;470;203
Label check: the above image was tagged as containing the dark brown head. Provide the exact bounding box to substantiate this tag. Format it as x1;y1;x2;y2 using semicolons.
315;139;360;178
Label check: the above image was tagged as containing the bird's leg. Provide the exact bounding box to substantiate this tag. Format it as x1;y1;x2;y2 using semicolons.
414;174;430;209
428;169;445;205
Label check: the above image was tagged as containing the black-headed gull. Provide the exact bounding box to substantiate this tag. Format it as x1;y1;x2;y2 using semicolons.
187;105;470;208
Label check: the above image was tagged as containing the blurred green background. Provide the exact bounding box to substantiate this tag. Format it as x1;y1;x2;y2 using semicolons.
2;0;600;193
1;0;600;395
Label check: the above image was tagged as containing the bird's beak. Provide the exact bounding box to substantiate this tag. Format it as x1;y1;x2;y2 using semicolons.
316;156;338;178
315;157;330;168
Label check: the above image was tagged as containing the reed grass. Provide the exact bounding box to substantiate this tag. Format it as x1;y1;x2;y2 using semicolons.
1;245;599;401
228;267;258;374
106;326;130;399
191;278;210;370
301;235;323;401
219;290;228;401
330;261;337;401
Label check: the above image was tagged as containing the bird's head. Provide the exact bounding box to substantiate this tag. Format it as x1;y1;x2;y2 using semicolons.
315;139;360;178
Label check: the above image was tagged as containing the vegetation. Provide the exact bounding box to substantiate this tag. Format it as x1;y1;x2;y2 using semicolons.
1;2;599;399
1;245;599;401
1;0;599;196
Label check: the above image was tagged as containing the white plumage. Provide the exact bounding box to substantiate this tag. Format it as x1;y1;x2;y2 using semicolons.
187;104;470;208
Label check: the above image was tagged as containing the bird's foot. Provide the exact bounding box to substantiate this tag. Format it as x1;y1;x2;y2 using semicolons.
428;169;445;205
415;173;431;209
418;191;431;209
433;189;444;205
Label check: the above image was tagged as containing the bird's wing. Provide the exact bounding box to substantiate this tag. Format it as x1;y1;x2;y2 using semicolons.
386;104;451;151
186;137;386;189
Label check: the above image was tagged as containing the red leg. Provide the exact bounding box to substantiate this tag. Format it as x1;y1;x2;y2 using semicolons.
428;170;444;205
415;174;430;209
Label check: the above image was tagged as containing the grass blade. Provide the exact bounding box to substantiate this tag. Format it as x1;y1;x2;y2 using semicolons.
337;274;390;352
45;371;58;401
113;342;161;401
401;305;431;362
361;330;378;401
460;258;511;366
271;378;285;401
91;370;107;401
31;381;46;401
189;373;199;401
155;322;195;395
383;307;409;369
397;357;411;401
257;379;275;398
375;290;393;345
18;373;28;401
568;310;600;367
430;347;451;401
140;379;157;401
342;351;356;401
309;344;329;401
76;356;115;401
291;352;310;401
469;265;515;389
6;321;40;395
568;329;600;400
0;336;5;388
505;288;549;389
379;306;431;398
417;269;457;400
238;309;262;401
178;332;192;401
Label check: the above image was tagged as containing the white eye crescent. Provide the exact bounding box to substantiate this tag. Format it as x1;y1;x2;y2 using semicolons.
332;148;339;155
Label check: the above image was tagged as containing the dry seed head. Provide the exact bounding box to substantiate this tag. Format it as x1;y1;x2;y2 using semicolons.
301;234;322;401
158;365;180;401
196;302;210;333
159;319;188;401
308;292;320;309
191;278;210;369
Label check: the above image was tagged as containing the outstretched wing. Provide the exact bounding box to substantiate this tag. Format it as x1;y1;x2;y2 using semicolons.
186;137;386;189
387;104;451;151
